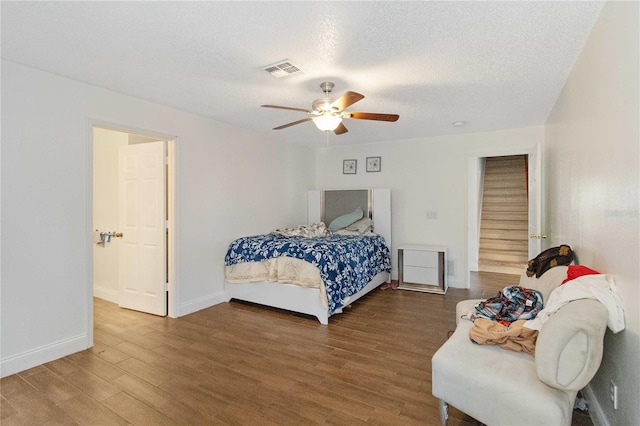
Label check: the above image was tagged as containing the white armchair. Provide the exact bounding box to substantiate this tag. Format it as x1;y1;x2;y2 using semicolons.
431;266;609;425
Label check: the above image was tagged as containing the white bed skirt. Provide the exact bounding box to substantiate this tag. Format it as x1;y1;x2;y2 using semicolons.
224;271;390;325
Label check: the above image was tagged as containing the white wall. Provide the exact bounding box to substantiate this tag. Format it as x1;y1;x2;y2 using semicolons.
545;1;639;424
315;126;544;287
0;60;315;377
92;127;128;302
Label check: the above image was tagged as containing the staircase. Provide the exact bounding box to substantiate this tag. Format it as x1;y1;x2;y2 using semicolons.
478;155;529;275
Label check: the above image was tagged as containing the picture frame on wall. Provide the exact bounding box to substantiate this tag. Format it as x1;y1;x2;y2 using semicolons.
366;156;381;172
343;159;357;174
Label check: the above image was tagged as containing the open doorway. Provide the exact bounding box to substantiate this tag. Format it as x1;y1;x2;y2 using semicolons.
91;124;177;326
477;154;529;275
467;146;543;286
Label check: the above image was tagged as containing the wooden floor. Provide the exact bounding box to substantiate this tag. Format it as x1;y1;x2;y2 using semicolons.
1;272;593;425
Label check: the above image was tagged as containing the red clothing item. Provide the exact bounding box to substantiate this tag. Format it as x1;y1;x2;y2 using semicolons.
562;265;600;284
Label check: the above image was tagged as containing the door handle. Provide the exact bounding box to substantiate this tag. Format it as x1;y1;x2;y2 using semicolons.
529;234;547;239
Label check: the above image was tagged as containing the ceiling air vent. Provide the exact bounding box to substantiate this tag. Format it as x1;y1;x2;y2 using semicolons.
263;60;304;79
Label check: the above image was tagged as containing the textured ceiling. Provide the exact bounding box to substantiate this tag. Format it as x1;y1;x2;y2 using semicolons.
1;1;604;147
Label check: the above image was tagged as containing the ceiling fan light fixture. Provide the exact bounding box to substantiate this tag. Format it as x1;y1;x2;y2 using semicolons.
262;81;398;135
313;113;342;131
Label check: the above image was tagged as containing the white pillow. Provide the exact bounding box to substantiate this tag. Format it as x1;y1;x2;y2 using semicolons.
345;217;373;234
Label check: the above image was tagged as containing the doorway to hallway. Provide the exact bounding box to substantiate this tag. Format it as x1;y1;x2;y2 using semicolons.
92;126;176;317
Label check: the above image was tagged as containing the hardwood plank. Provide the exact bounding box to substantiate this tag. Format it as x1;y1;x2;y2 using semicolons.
61;369;121;402
0;375;36;400
87;343;131;365
65;352;126;383
0;390;78;425
56;393;130;426
44;358;83;377
0;396;18;420
93;329;125;347
110;373;215;424
114;358;169;387
19;368;80;404
101;391;178;426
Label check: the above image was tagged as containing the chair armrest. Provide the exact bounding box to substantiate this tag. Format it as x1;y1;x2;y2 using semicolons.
535;299;608;391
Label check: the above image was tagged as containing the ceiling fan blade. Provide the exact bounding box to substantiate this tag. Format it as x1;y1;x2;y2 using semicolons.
331;91;364;111
334;122;348;135
273;117;312;130
347;112;399;122
262;104;313;113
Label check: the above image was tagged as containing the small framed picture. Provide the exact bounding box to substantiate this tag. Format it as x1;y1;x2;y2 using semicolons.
366;156;381;172
343;159;357;174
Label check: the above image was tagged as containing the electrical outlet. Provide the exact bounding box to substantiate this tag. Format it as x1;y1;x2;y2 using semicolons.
426;210;438;220
610;380;618;410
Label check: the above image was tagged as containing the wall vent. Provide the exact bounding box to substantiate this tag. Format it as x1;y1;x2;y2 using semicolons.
263;60;304;78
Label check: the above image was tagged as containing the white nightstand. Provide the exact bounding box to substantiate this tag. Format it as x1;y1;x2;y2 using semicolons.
398;245;448;294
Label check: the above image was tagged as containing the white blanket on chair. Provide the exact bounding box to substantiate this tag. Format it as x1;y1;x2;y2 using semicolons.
525;274;625;333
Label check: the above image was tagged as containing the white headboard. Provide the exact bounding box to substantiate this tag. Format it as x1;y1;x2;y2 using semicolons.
307;188;391;250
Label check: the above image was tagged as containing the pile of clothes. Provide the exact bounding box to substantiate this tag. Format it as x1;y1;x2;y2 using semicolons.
465;245;625;355
465;285;543;355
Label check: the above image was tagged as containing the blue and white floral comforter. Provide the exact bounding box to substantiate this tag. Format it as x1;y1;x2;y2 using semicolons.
224;233;391;315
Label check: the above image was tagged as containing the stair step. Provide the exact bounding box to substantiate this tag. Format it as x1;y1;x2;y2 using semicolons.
480;229;528;240
483;189;528;197
479;249;528;263
480;220;528;230
478;261;527;276
479;239;528;251
482;181;527;191
482;200;529;212
483;197;528;204
484;168;526;176
482;212;529;221
484;171;526;178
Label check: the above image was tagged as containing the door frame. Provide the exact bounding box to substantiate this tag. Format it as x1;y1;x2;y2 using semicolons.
86;119;180;348
466;144;543;286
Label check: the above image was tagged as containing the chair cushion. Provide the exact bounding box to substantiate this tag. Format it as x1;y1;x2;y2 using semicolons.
432;319;576;426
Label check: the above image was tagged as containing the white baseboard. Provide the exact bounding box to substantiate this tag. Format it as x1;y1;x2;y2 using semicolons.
93;285;119;304
583;384;608;426
179;291;226;317
0;333;88;378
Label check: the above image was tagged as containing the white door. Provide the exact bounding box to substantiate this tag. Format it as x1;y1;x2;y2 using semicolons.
527;147;545;257
118;141;167;316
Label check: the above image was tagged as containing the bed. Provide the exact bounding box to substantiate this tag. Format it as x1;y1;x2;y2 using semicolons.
224;188;392;324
